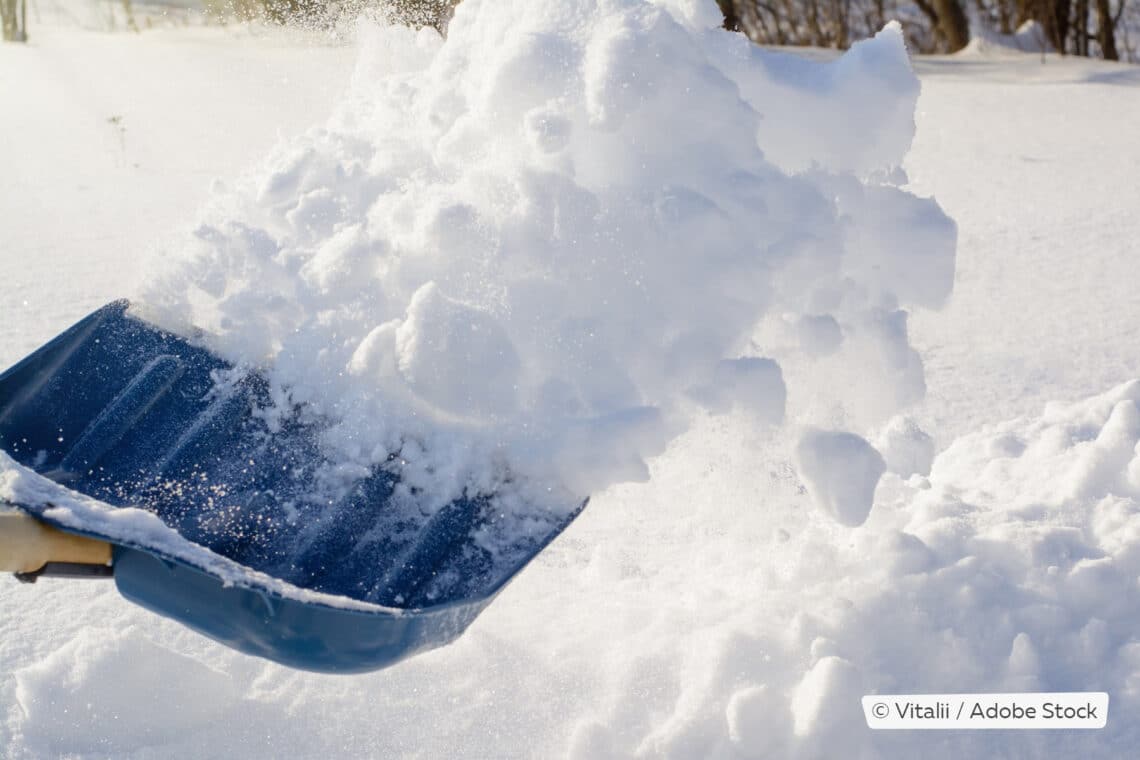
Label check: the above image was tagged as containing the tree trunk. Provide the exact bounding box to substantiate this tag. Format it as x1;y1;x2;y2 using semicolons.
998;0;1015;33
806;0;825;46
1015;0;1035;26
1042;0;1072;53
2;0;15;41
1075;0;1089;55
934;0;971;51
832;0;851;48
717;0;741;31
1095;0;1119;58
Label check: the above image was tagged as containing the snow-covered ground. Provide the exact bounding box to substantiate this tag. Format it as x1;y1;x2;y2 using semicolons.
3;2;1140;758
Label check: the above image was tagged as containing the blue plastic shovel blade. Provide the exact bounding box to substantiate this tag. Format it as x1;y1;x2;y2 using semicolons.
0;301;583;673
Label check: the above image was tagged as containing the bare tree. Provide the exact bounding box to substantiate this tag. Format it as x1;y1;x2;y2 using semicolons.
1013;0;1129;57
1;0;28;42
913;0;971;50
1095;0;1121;58
247;0;456;30
717;0;968;52
717;0;742;30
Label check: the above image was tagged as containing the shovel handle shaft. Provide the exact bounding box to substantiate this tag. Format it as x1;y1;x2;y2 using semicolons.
0;509;112;574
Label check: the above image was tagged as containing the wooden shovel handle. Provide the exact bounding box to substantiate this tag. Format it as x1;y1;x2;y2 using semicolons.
0;509;112;574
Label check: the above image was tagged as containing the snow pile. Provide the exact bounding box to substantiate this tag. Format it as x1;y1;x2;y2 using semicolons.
141;0;954;532
544;380;1140;758
840;380;1140;754
963;20;1051;56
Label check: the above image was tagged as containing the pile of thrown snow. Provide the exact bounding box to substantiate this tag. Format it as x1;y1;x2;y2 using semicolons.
552;380;1140;758
141;0;955;533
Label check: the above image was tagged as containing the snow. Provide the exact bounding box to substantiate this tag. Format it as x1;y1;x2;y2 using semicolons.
794;429;886;526
789;656;864;744
874;415;935;478
0;452;403;612
3;1;1140;758
962;20;1051;57
0;6;355;362
15;632;242;753
137;4;953;555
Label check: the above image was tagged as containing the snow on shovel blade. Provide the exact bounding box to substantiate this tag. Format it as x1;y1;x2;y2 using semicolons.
0;301;584;673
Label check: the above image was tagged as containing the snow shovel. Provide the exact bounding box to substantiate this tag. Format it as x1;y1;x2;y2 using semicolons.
0;301;584;673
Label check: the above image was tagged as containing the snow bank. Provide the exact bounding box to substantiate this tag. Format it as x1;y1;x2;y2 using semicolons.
14;630;241;756
550;380;1140;758
963;20;1051;56
839;380;1140;754
141;3;953;549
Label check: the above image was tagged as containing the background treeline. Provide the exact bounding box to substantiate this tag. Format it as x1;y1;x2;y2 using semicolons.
1;0;27;41
716;0;1135;58
252;0;1137;62
7;0;1135;60
206;0;458;30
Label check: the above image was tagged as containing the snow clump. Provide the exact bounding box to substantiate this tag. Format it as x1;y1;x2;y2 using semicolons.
794;428;886;526
142;1;955;530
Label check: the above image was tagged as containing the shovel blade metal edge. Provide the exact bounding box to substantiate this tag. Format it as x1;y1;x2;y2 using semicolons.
113;546;485;674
